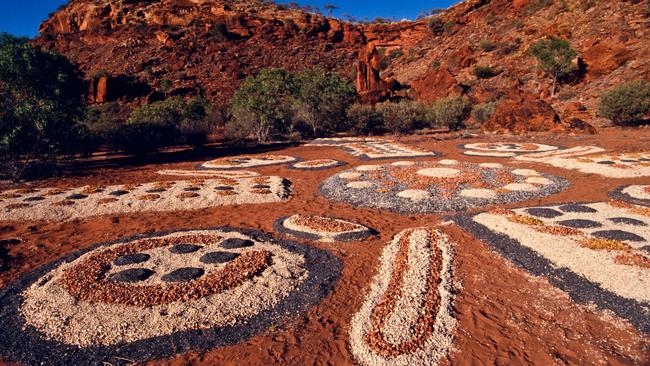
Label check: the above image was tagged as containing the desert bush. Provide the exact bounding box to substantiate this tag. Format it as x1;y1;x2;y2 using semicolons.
0;33;84;180
79;102;126;152
478;39;496;52
291;67;355;136
598;80;650;125
228;68;294;143
428;97;472;130
524;0;553;15
119;97;185;153
179;96;216;146
346;104;384;135
442;21;456;32
473;65;499;79
428;17;445;35
376;100;428;134
379;48;404;70
471;102;497;124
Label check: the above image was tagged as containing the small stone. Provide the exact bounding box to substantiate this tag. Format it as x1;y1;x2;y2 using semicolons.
66;194;88;200
220;238;254;249
608;217;647;226
169;244;203;254
214;186;234;191
114;253;151;266
146;188;167;193
110;268;155;283
597;161;615;165
184;187;201;192
592;230;645;242
200;251;240;264
161;267;205;282
525;208;564;218
109;190;129;196
24;196;45;202
252;184;270;189
557;219;602;229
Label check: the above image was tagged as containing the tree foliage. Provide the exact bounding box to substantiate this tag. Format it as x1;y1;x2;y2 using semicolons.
0;33;84;179
529;37;579;82
428;97;472;130
599;80;650;125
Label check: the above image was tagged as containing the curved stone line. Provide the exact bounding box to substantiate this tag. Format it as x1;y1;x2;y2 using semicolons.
59;234;272;307
349;227;456;366
273;215;377;242
288;159;348;171
0;227;342;366
609;185;650;208
198;155;297;170
157;169;260;178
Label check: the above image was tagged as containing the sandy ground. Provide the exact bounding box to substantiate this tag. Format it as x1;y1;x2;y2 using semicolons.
1;127;649;365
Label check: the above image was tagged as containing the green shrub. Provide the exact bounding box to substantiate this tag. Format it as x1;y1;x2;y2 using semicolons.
443;21;456;32
529;37;579;82
376;100;428;134
478;39;496;52
346;104;383;135
598;80;650;125
428;97;472;130
471;102;497;124
179;96;216;146
291;67;355;136
428;17;444;35
525;0;553;15
79;102;126;152
473;65;499;79
0;33;84;180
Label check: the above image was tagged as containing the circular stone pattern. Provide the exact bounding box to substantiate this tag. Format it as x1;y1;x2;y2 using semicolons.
320;160;568;213
291;159;345;170
609;185;650;207
0;228;341;365
200;155;296;170
274;214;376;242
463;142;559;157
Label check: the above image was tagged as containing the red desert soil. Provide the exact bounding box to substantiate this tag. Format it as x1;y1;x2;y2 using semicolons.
1;128;649;365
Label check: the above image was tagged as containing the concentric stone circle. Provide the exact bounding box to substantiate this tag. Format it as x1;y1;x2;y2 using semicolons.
274;214;377;242
290;159;346;170
0;228;341;366
320;160;569;214
609;185;650;207
200;155;297;170
462;142;559;157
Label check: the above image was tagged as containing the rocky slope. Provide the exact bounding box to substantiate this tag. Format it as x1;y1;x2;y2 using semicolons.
35;0;649;132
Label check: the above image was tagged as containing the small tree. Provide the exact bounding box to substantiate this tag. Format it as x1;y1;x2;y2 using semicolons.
347;104;384;135
599;80;650;125
0;33;84;180
376;100;428;135
292;67;355;136
473;65;499;79
529;37;579;96
428;97;472;130
229;68;294;143
471;102;497;124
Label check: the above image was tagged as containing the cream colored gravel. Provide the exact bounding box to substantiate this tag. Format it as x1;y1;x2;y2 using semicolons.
20;230;307;347
622;185;650;200
479;163;504;169
525;177;554;185
503;183;540;192
356;165;382;172
281;215;370;243
438;159;459;165
511;169;540;177
201;155;296;169
347;181;375;189
397;189;432;201
156;169;259;178
391;161;416;166
463;150;516;157
459;188;497;199
339;172;362;180
416;167;460;178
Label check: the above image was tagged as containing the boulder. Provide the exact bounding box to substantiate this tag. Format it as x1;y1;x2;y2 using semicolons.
355;44;391;103
483;99;562;133
410;67;463;103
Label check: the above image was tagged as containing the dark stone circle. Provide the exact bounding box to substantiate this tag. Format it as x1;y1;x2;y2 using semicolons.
184;187;201;192
620;159;638;163
24;196;45;202
114;253;151;266
252;185;270;189
557;219;603;229
66;194;88;200
110;268;155;283
169;244;203;254
200;251;240;264
609;217;648;226
214;186;234;191
161;267;205;282
525;208;564;218
558;204;598;213
592;230;645;242
109;190;129;196
220;238;254;249
597;161;615;165
146;188;167;193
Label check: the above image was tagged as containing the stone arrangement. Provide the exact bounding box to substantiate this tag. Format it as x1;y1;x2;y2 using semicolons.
308;138;437;160
515;146;650;178
456;202;650;333
274;214;376;242
201;154;297;169
290;159;346;170
0;228;341;365
157;169;260;178
349;227;456;366
610;185;650;207
462;142;559;157
0;177;291;222
307;137;386;146
320;160;568;213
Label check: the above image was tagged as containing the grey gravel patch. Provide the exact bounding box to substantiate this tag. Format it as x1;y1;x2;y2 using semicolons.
556;219;603;229
24;196;45;202
161;267;205;282
609;185;650;207
214;186;234;191
592;230;645;242
169;244;203;254
200;251;240;264
559;204;598;213
109;190;129;196
220;238;254;249
525;208;564;218
114;253;151;266
146;188;166;193
319;161;569;214
454;216;650;335
183;187;201;192
609;217;647;226
66;194;88;200
110;268;155;283
252;185;270;189
0;226;342;366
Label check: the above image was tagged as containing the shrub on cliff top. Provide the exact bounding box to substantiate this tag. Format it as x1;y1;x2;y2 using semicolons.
599;80;650;125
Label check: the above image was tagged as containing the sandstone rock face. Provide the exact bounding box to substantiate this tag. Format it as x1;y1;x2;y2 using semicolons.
410;67;463;103
355;44;392;103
